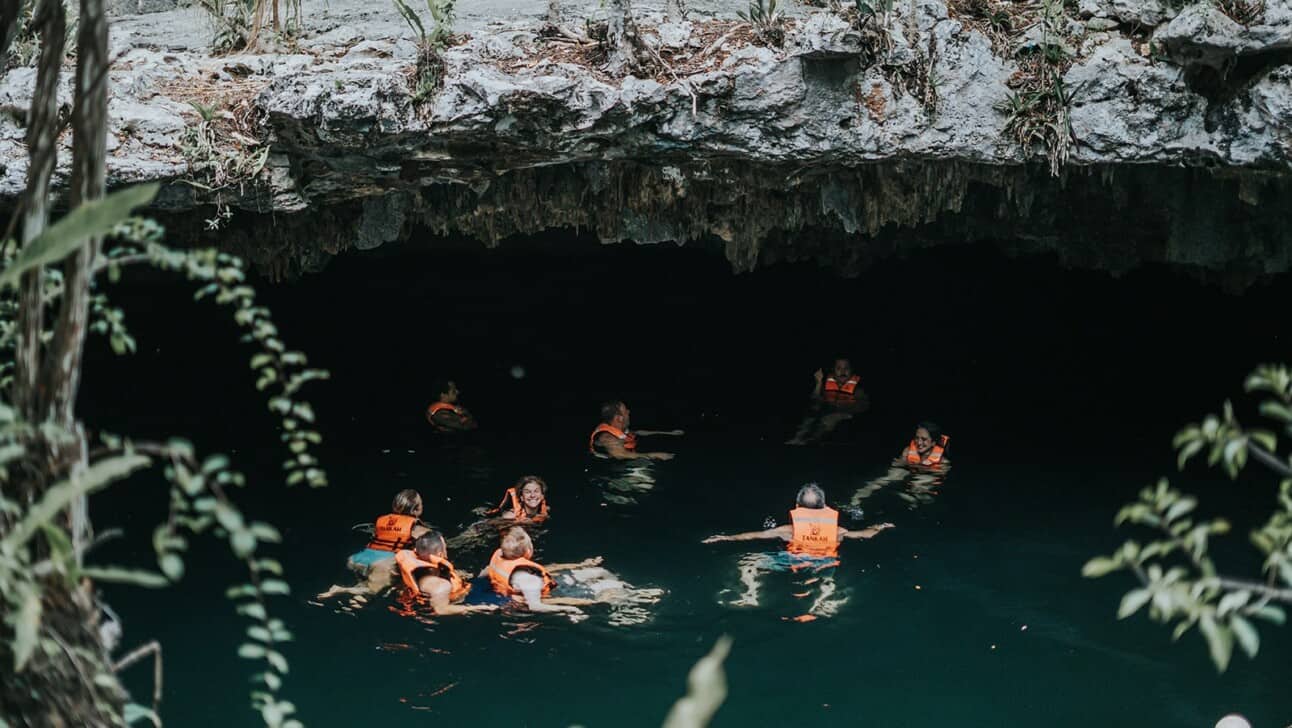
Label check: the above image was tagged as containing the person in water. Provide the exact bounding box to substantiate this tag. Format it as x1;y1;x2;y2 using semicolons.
589;400;681;460
484;526;662;621
395;531;496;615
850;422;952;508
451;475;552;550
896;421;950;472
786;358;867;445
317;489;430;600
426;379;477;433
490;474;550;523
703;484;893;616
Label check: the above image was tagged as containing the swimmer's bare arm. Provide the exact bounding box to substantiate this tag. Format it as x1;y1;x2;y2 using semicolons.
431;409;476;431
634;429;685;436
422;577;497;615
839;523;895;540
511;571;582;614
545;556;603;572
601;434;673;461
810;369;824;400
702;525;792;543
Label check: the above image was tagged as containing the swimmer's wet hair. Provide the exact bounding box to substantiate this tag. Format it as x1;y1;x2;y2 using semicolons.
431;379;453;400
514;475;548;495
392;489;421;515
599;400;626;424
501;526;533;560
414;530;446;558
917;421;942;442
796;483;826;509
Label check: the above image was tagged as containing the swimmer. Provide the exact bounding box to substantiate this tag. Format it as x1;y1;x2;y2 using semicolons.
426;379;478;433
786;358;868;445
317;489;430;600
450;475;552;551
395;531;496;615
895;421;950;472
703;484;892;615
487;475;550;523
851;422;952;507
589;400;681;461
483;527;662;621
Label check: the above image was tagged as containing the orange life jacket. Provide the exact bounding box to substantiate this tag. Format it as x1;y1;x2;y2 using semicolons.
822;375;861;404
904;434;949;466
427;401;465;420
367;513;417;552
394;549;470;602
788;506;840;557
487;548;555;597
490;487;549;523
589;423;637;458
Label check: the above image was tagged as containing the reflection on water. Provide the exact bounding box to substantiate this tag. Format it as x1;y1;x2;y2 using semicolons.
586;460;658;505
718;552;849;622
851;463;952;510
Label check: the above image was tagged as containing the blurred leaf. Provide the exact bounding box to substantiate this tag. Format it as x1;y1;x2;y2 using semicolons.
11;583;41;672
1230;615;1259;658
1164;497;1197;523
123;703;161;727
1118;588;1151;619
0;184;159;290
3;455;150;552
238;643;267;659
82;567;169;588
1081;556;1120;578
662;636;732;728
1177;439;1204;470
1260;400;1292;424
160;553;185;581
231;529;256;558
1199;615;1234;672
1253;604;1285;625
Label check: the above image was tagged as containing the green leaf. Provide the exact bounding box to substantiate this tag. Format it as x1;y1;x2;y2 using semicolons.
1081;556;1120;578
123;703;161;727
12;583;42;672
1117;588;1151;619
226;584;257;599
247;626;272;642
2;454;151;552
81;567;169;588
238;643;267;659
160;553;185;581
265;650;288;674
0;184;159;289
1164;497;1197;524
1216;590;1250;617
1260;400;1292;423
1248;429;1277;453
237;602;267;620
1253;604;1285;625
215;502;245;533
260;579;290;596
249;522;282;543
1230;615;1259;658
1176;439;1203;470
1199;614;1234;672
231;529;257;558
201;455;230;474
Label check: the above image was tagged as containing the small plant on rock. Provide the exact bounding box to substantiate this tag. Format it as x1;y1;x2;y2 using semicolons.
393;0;457;101
738;0;786;47
1214;0;1265;25
196;0;302;53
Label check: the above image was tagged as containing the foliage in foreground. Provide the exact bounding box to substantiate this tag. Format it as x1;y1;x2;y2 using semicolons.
1085;365;1292;671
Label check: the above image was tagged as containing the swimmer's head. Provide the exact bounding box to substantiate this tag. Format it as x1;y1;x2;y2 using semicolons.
431;379;459;403
500;526;534;560
414;530;447;559
600;400;629;428
915;421;942;453
832;358;852;379
514;475;547;509
392;489;423;517
796;483;826;509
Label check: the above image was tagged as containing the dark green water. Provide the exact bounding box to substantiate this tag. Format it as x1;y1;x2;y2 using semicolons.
84;239;1290;726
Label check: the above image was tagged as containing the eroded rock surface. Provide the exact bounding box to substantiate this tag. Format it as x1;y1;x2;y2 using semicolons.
2;0;1289;279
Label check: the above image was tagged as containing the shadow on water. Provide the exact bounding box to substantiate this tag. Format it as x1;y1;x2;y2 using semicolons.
82;238;1290;726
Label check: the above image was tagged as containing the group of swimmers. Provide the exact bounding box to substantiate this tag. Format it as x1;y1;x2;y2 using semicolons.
320;359;951;621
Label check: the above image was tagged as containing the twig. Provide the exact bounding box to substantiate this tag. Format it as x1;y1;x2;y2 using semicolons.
114;640;163;714
694;24;745;64
643;41;698;117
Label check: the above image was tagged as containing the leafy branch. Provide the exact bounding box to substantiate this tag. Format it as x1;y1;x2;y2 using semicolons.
1084;364;1292;671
